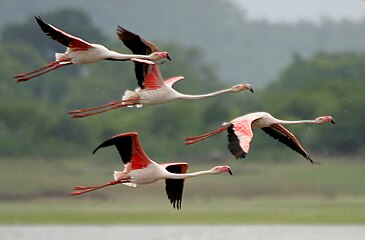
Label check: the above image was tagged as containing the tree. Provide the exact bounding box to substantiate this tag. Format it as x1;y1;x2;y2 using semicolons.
2;9;105;59
260;52;365;157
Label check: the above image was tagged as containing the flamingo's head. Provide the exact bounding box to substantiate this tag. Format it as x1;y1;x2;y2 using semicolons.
231;84;254;93
151;51;171;62
211;166;233;175
315;116;335;125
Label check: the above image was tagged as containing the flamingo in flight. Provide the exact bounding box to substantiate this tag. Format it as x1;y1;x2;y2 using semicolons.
71;132;232;209
185;112;335;164
14;16;170;83
69;26;253;118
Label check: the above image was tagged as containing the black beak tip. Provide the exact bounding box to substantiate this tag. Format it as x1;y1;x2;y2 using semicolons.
228;169;233;175
250;88;254;93
167;55;172;61
331;119;336;125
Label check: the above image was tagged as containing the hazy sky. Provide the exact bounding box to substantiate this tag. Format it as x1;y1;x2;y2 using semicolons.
229;0;365;22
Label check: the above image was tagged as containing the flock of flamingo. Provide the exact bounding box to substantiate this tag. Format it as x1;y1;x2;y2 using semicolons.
15;16;335;209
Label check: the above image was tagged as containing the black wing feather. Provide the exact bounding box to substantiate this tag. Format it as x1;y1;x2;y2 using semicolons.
117;26;152;55
117;26;151;89
35;16;72;47
261;127;316;164
92;135;133;164
165;165;185;209
227;125;247;159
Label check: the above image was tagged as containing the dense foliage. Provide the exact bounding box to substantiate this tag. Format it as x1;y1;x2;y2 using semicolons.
0;10;364;161
263;53;365;156
2;0;365;88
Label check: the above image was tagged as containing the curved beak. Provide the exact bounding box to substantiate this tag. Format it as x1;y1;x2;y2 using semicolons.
167;54;172;61
228;168;233;175
331;119;336;125
249;86;254;93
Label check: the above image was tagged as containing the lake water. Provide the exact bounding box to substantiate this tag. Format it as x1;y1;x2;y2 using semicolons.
0;225;364;240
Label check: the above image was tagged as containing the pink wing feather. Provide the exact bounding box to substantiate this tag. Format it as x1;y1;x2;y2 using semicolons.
36;16;92;51
228;114;261;158
164;76;184;88
232;119;254;153
128;133;153;170
48;23;92;50
93;132;152;171
143;65;165;90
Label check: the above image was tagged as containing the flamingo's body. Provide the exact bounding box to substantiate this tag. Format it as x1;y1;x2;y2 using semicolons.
185;112;335;164
14;17;170;82
69;27;253;118
71;132;232;209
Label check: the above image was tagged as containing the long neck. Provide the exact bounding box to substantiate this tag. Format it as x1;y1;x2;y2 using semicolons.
275;119;317;125
107;51;151;60
177;88;233;100
165;169;215;179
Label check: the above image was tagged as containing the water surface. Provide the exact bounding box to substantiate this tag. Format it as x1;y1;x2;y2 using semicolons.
0;225;364;240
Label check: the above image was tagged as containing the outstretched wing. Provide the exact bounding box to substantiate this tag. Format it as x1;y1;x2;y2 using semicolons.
35;16;92;50
227;115;260;158
161;162;189;209
117;26;164;89
164;76;184;88
92;132;152;169
117;26;158;54
261;124;317;164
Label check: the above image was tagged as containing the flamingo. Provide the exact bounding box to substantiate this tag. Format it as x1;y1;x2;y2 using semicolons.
185;112;335;164
68;26;253;118
71;132;232;209
14;16;171;83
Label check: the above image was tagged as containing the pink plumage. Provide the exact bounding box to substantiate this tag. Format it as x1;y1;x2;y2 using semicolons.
185;112;335;164
71;132;232;209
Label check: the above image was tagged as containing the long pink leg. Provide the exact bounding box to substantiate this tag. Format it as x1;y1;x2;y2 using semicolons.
16;62;72;82
70;104;125;118
68;100;124;114
69;98;141;118
71;180;124;196
14;61;58;78
70;103;134;118
185;127;227;145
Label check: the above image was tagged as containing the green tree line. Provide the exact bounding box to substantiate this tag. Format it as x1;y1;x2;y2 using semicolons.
0;10;363;161
2;0;365;88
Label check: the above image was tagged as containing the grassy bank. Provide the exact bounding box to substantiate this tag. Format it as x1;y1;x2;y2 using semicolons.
1;197;364;224
0;157;364;224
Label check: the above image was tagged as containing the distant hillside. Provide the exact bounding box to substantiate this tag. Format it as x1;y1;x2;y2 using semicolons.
2;0;365;87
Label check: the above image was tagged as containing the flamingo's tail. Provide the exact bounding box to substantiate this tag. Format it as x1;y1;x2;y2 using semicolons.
55;53;69;63
122;90;143;108
55;53;63;61
113;171;126;181
122;90;136;100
